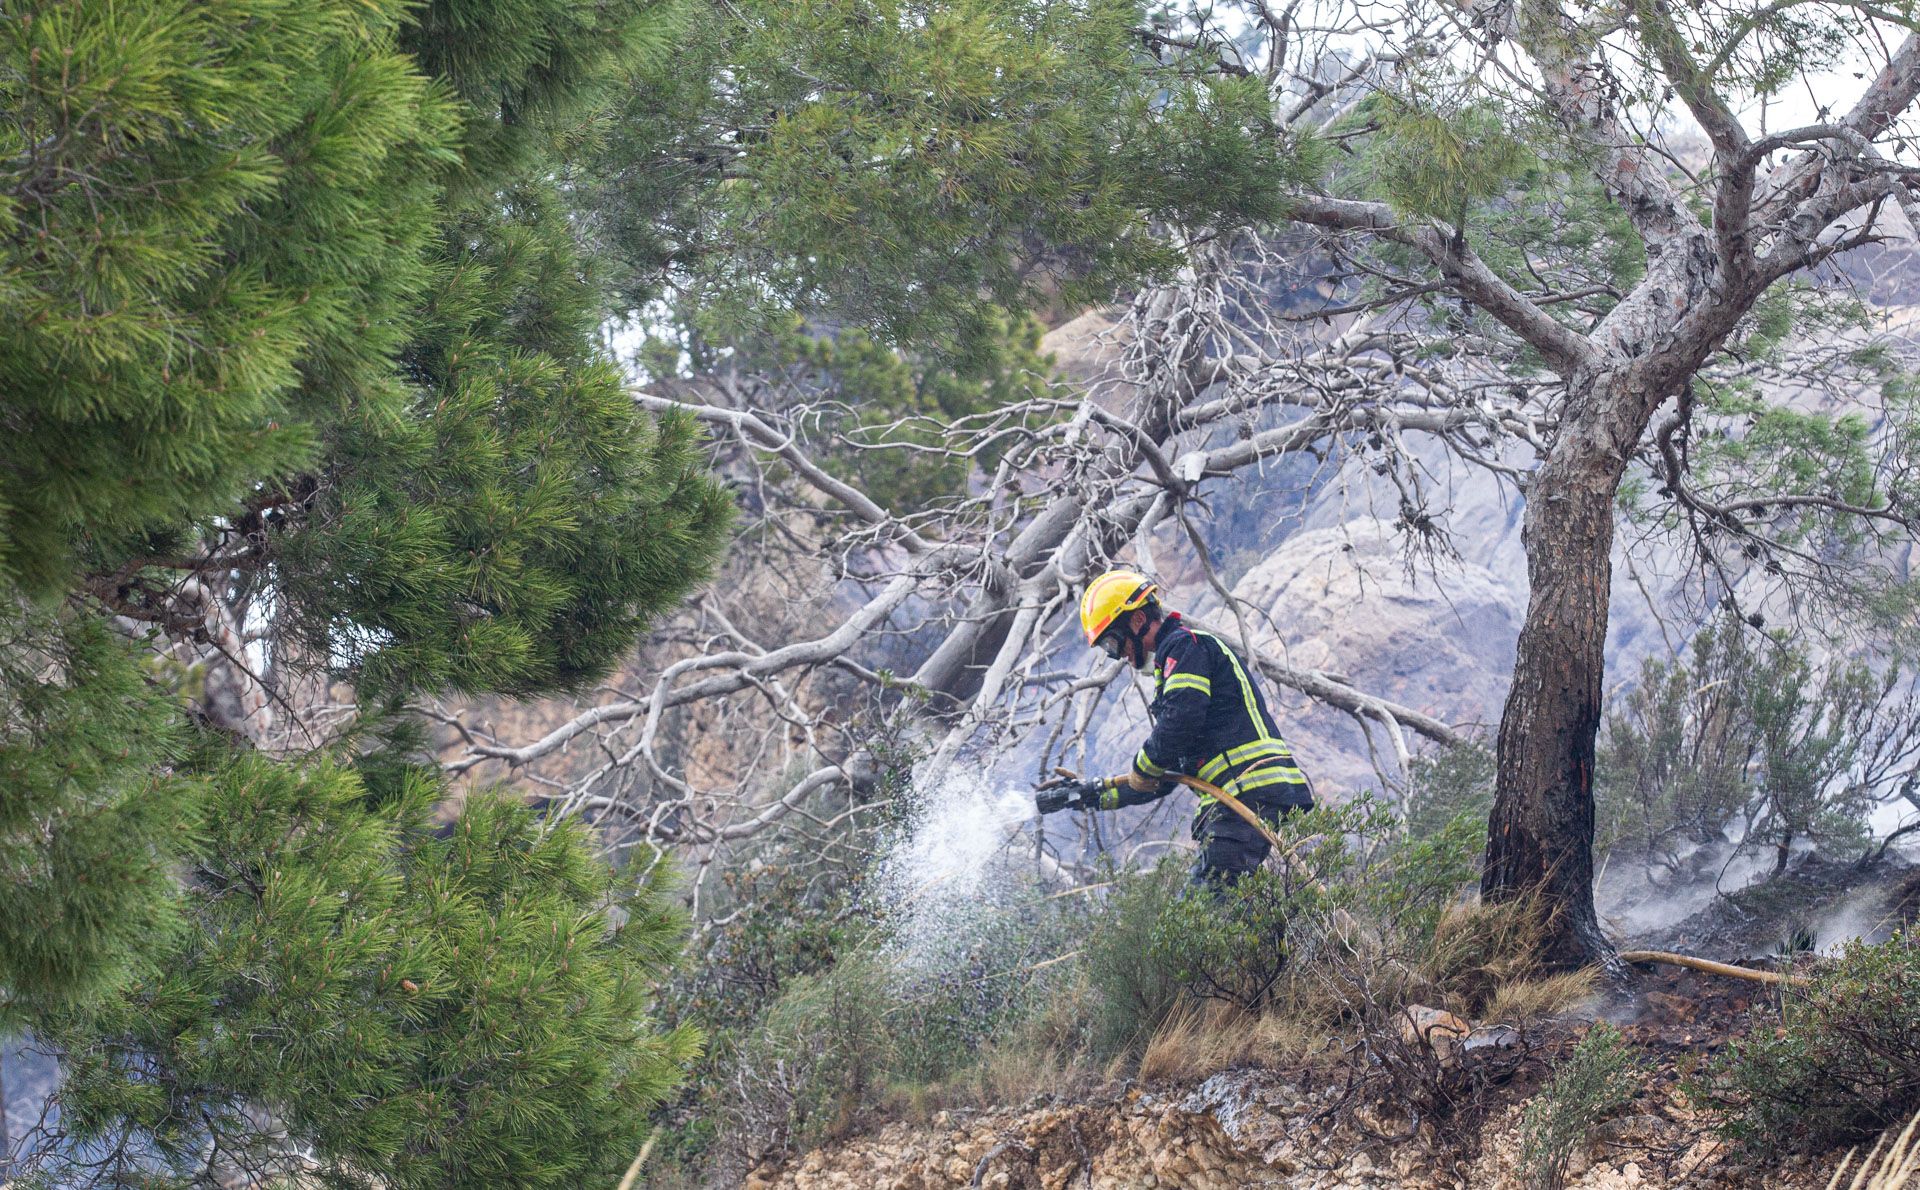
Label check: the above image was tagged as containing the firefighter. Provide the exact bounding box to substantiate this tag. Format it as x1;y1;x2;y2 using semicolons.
1035;569;1314;890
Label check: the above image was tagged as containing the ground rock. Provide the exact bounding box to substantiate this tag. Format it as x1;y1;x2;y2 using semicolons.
750;1072;1430;1189
753;1070;1845;1190
1398;1005;1474;1062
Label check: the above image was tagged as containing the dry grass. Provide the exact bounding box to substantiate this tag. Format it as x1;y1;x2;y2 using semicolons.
1823;1105;1920;1190
895;970;1107;1113
1126;894;1594;1089
1137;1002;1264;1083
1420;898;1557;1016
965;1043;1098;1108
1123;893;1598;1092
1136;999;1342;1083
886;1042;1101;1118
1483;969;1600;1023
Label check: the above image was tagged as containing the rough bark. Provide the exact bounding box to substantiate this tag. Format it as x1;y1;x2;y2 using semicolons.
1482;236;1752;969
1484;393;1630;969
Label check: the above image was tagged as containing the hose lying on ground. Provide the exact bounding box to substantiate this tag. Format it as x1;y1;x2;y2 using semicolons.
1615;949;1808;986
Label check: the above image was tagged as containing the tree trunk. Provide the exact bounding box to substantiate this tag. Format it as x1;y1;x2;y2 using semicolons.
1484;388;1632;971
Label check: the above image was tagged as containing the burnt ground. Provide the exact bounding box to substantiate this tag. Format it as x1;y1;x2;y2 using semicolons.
1466;849;1920;1183
1595;966;1785;1185
1559;853;1920;1188
1629;853;1917;963
1443;964;1849;1187
1446;854;1920;1183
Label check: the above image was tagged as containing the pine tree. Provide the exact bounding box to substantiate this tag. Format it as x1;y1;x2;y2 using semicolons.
572;0;1320;347
2;0;727;1178
274;181;730;696
35;754;696;1188
402;0;673;182
1;0;460;592
0;609;201;1026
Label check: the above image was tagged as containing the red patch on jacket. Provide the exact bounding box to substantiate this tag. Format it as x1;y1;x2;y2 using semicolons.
1163;656;1179;677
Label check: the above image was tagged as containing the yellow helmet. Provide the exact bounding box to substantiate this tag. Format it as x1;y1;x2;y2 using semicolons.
1079;569;1159;646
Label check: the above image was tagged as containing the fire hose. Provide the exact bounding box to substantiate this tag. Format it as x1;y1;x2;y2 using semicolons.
1613;950;1803;985
1038;769;1807;986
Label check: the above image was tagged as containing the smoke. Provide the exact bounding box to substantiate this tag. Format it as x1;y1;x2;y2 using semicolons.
1594;833;1776;940
1597;824;1920;957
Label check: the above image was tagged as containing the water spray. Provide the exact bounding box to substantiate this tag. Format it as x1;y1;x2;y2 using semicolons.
870;774;1039;977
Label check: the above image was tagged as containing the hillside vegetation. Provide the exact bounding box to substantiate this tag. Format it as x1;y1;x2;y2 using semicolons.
8;0;1920;1187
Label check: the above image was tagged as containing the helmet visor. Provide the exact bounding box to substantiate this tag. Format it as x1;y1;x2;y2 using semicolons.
1096;627;1126;660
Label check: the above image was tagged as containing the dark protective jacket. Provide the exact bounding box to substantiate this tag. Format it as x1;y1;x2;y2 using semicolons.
1098;613;1312;822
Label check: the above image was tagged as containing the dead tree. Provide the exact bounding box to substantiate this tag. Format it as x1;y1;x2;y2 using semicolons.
434;233;1562;908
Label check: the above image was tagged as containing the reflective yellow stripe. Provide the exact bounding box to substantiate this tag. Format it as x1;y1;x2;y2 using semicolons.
1190;767;1308;813
1100;784;1121;810
1197;740;1294;783
1232;765;1308;792
1224;738;1296;767
1134;748;1165;778
1160;628;1306;813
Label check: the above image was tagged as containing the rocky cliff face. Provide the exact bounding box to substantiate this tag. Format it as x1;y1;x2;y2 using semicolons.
1077;414;1682;801
1223;517;1522;794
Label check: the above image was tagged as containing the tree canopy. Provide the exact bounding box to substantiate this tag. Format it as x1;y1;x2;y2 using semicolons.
571;0;1321;346
2;0;729;1179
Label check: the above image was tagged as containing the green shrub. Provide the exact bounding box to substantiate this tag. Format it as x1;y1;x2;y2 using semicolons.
1596;614;1906;874
1517;1024;1642;1190
724;954;897;1159
1713;930;1920;1153
883;904;1083;1089
1082;859;1188;1058
1151;865;1301;1012
647;778;880;1177
1403;740;1496;843
688;851;1089;1165
1085;797;1484;1057
31;755;695;1189
668;857;856;1042
1360;804;1487;939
